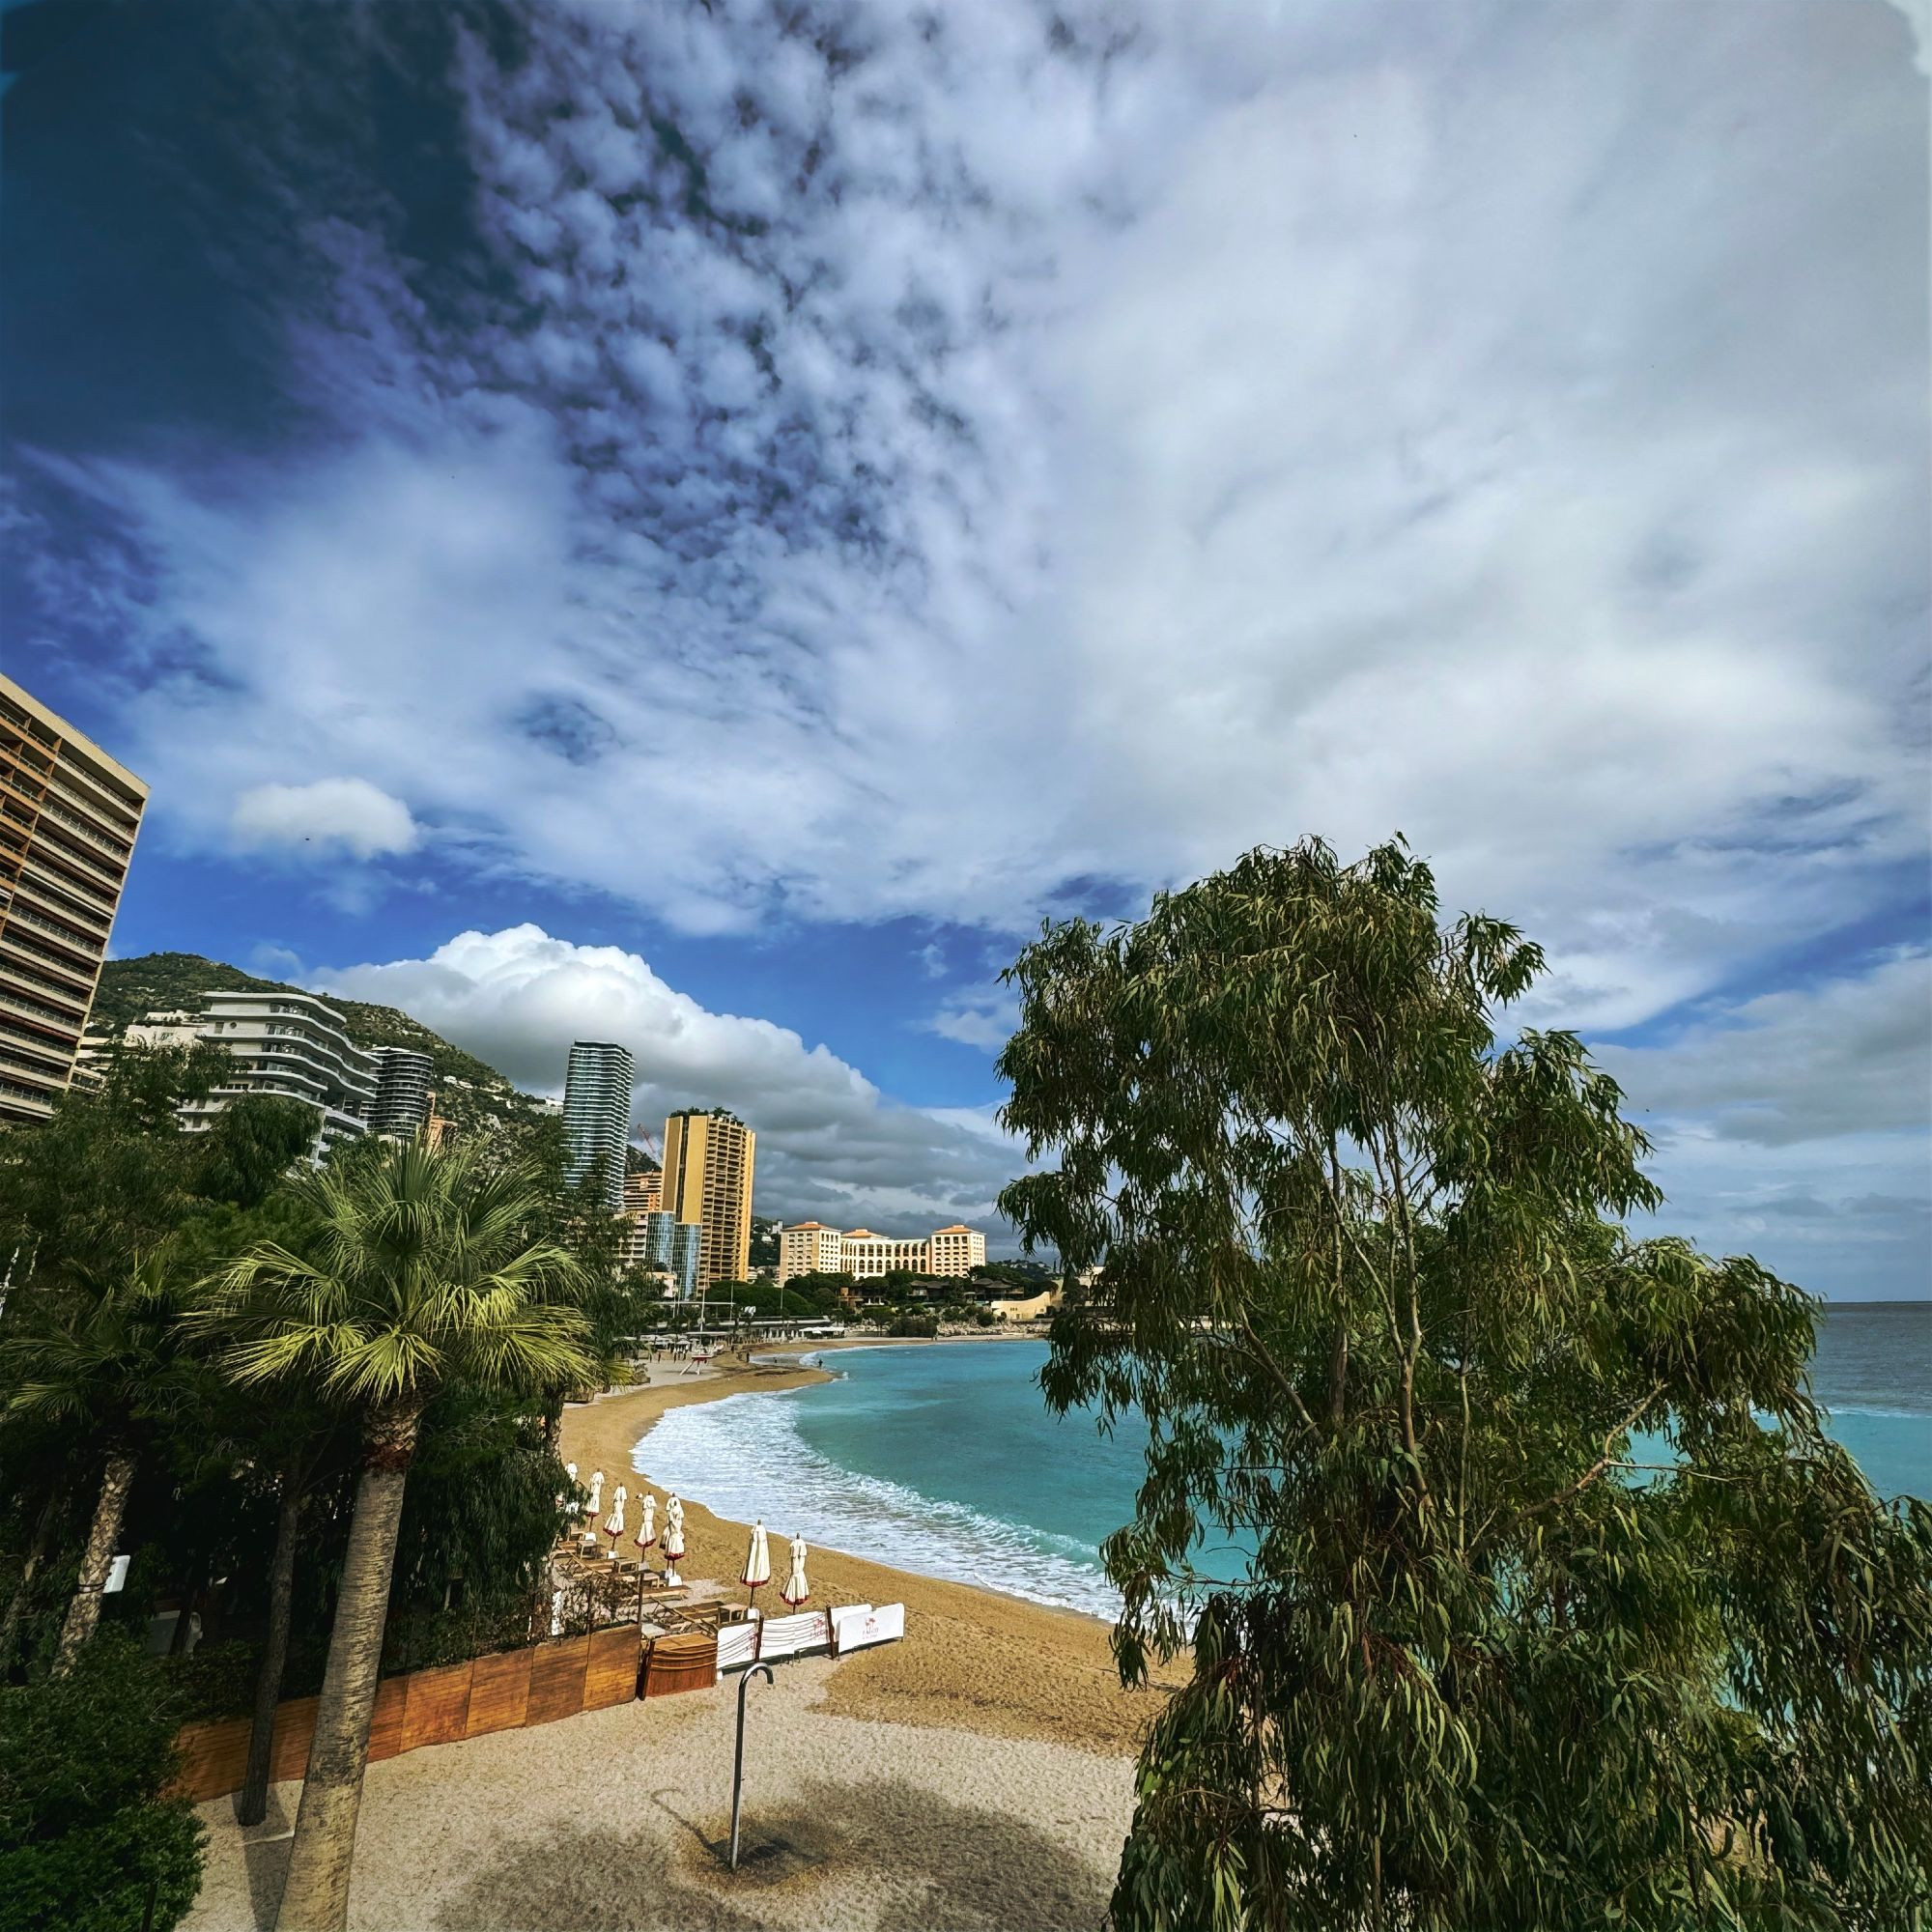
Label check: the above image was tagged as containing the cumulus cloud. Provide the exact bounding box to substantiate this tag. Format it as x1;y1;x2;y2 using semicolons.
230;777;418;860
8;1;1926;1282
27;0;1923;1017
311;924;1029;1235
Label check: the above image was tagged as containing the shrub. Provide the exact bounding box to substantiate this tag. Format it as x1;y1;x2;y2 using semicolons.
0;1631;205;1932
886;1314;939;1339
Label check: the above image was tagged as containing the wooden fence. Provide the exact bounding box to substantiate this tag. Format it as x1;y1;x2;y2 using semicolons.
174;1624;716;1803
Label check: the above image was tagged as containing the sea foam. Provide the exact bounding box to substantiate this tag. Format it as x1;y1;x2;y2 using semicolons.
634;1385;1124;1621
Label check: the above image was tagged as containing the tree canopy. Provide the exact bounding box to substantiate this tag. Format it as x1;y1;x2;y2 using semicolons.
998;837;1931;1932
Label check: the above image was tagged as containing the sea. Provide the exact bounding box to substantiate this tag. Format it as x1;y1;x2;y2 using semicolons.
635;1303;1930;1621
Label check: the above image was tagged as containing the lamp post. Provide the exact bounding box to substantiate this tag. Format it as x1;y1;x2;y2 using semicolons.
728;1663;775;1871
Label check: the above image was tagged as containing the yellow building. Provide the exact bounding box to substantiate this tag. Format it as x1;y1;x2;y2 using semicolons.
0;675;149;1126
661;1109;755;1288
776;1220;992;1286
927;1224;988;1276
622;1168;662;1215
778;1221;844;1284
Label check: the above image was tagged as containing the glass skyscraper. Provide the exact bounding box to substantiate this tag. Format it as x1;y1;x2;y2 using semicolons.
561;1040;633;1209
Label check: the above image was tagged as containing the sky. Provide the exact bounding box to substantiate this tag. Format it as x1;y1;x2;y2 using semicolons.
3;0;1927;1293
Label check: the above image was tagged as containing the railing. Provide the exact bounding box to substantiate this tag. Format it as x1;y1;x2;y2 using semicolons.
10;868;110;936
34;798;129;862
2;902;97;958
0;925;96;989
41;769;140;842
19;851;116;917
0;986;84;1030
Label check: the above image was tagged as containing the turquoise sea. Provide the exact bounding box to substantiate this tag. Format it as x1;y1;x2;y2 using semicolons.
636;1304;1929;1619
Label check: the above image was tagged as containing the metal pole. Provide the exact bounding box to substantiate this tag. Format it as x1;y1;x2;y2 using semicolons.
728;1664;774;1871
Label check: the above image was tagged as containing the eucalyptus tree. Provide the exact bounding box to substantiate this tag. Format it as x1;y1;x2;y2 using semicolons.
2;1248;198;1677
999;837;1931;1932
197;1141;595;1932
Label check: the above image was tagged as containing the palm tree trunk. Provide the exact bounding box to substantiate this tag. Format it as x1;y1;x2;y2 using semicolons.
273;1403;420;1932
238;1461;305;1828
0;1491;60;1671
52;1445;137;1678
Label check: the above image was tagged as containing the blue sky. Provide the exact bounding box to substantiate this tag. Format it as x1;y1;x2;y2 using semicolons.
4;0;1927;1293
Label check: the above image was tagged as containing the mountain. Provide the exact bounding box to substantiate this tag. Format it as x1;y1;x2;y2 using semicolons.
92;952;545;1136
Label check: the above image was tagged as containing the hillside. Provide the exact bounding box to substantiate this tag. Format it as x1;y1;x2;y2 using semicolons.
93;952;545;1136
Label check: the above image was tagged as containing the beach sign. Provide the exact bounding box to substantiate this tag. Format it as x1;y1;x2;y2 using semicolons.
715;1602;903;1678
831;1602;904;1655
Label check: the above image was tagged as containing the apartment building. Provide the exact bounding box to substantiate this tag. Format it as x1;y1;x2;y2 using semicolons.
177;989;376;1152
366;1045;434;1139
777;1221;844;1284
622;1167;662;1215
661;1108;755;1288
776;1220;990;1285
562;1041;633;1208
0;674;149;1126
928;1224;988;1276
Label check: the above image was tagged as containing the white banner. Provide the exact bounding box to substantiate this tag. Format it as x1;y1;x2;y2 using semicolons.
831;1602;904;1655
757;1609;833;1662
716;1620;759;1677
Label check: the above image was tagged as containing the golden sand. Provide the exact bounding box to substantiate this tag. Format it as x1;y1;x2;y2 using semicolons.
558;1343;1183;1757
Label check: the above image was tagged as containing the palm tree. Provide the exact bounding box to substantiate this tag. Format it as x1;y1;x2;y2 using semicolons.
197;1141;594;1932
2;1247;193;1676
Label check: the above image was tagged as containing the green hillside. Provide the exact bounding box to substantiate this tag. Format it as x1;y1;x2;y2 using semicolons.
93;952;544;1134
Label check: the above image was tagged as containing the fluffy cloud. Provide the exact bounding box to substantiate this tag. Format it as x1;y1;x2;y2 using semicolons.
230;777;418;860
28;0;1921;1018
10;2;1926;1280
311;924;1028;1235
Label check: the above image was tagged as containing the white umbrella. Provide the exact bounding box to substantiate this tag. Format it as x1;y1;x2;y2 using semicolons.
603;1484;627;1551
662;1493;686;1586
634;1491;658;1552
562;1463;581;1529
586;1469;605;1518
741;1520;771;1608
780;1532;810;1606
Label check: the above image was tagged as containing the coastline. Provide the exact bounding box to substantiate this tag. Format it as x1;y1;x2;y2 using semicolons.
557;1345;1183;1756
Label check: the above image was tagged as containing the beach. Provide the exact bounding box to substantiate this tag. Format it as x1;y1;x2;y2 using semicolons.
184;1343;1178;1931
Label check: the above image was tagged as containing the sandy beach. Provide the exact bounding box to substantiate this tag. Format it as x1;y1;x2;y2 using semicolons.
184;1340;1179;1931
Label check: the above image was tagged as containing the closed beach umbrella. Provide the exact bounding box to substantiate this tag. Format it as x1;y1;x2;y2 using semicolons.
635;1491;657;1552
742;1520;771;1607
662;1493;686;1586
586;1469;605;1519
780;1532;810;1606
604;1484;627;1550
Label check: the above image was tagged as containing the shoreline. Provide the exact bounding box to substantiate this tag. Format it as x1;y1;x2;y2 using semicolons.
557;1343;1184;1755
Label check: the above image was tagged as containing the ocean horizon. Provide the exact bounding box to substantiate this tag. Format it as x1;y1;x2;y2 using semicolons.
637;1306;1930;1620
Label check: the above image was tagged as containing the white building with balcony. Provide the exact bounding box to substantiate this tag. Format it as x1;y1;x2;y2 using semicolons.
175;989;376;1153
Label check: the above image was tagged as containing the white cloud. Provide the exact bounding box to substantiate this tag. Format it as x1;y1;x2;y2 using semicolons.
1600;952;1932;1149
925;986;1021;1053
310;924;1029;1236
1600;952;1931;1298
230;777;418;861
14;0;1927;1280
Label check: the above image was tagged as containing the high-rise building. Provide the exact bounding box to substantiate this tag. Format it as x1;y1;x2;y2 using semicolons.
177;989;376;1153
0;674;149;1126
562;1041;633;1208
661;1108;755;1288
363;1045;434;1139
622;1167;662;1215
619;1208;701;1300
